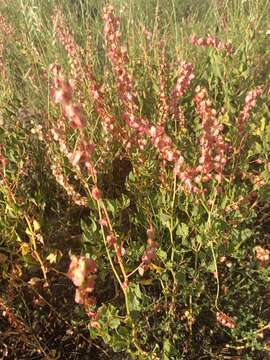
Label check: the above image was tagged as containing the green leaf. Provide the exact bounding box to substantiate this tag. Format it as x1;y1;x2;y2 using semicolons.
159;212;171;227
259;184;270;201
127;284;141;313
176;223;189;239
108;317;121;329
163;339;172;360
106;200;116;216
111;333;128;352
175;271;186;284
157;248;167;261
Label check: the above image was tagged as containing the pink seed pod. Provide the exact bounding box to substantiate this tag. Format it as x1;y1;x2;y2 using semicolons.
67;256;97;287
106;234;116;247
216;311;236;329
91;186;102;200
99;218;108;228
121;281;128;290
147;227;155;240
84;275;97;293
75;288;88;304
254;246;270;267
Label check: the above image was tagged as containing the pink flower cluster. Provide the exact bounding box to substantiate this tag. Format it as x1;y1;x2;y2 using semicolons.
189;35;233;55
52;9;84;87
139;226;159;276
237;87;263;132
171;61;195;126
102;6;203;193
67;255;97;307
103;6;190;177
0;15;13;37
194;86;227;182
103;5;148;149
52;10;128;149
147;125;182;165
157;58;170;126
88;71;121;137
51;64;85;129
50;64;96;178
86;35;128;143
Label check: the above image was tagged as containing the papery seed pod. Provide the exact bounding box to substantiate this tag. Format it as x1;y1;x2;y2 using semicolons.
106;234;116;247
90;320;101;329
138;265;145;276
116;244;125;258
91;186;102;200
216;311;236;329
121;281;128;290
254;246;270;266
75;288;88;304
99;218;108;228
85;275;97;293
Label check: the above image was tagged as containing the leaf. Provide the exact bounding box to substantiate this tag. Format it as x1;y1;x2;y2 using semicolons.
175;271;186;284
33;219;40;232
176;223;189;239
206;262;216;273
20;243;30;256
163;339;172;360
259;185;270;201
25;228;33;238
106;200;116;216
133;283;142;299
127;284;141;312
108;317;121;329
138;278;154;285
157;248;167;261
159;212;171;227
111;333;127;352
46;251;62;264
81;219;94;237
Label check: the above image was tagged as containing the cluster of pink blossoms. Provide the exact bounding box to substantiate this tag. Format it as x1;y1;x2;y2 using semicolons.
237;87;263;132
103;6;197;190
67;256;97;308
103;5;148;150
189;35;233;55
139;226;159;276
0;15;13;37
51;64;85;129
194;86;227;183
170;61;195;126
50;64;96;178
52;9;84;88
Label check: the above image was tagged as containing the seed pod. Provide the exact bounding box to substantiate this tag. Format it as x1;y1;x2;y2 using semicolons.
216;311;236;329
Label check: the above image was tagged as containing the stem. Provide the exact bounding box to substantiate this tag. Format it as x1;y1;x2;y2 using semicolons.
97;202;123;289
96;200;148;356
127;262;143;278
200;190;220;310
169;173;177;314
210;240;220;309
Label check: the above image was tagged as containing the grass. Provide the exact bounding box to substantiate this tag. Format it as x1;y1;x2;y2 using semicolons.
0;0;270;359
